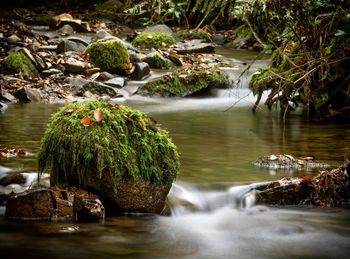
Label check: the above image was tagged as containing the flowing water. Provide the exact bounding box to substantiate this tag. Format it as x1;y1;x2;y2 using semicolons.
1;50;350;258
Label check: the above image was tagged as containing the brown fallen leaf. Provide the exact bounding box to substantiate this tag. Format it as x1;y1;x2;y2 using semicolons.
94;108;104;122
80;116;94;127
140;117;147;131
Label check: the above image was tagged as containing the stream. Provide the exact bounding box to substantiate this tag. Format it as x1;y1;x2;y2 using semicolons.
1;49;350;258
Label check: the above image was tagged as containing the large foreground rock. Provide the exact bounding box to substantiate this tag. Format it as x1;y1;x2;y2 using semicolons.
38;101;180;214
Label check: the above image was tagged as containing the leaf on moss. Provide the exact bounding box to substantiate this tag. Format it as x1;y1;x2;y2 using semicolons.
81;116;94;127
94;108;104;122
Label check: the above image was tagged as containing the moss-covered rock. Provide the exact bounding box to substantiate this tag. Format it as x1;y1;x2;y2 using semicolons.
38;101;180;213
85;39;129;73
143;51;174;69
0;51;38;77
138;68;230;97
132;31;176;49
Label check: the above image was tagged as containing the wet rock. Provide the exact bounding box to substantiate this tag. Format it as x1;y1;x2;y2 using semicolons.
25;87;42;102
63;57;87;74
74;195;105;222
104;77;125;88
64;36;90;46
5;187;105;221
130;62;150;80
91;71;114;82
58;24;74;35
1;92;18;102
0;173;26;186
82;81;120;97
58;39;86;53
256;158;350;207
129;51;142;63
0;102;9;110
173;40;215;54
6;34;20;45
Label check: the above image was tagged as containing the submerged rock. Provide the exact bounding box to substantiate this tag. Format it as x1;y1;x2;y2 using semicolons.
254;154;330;170
38;101;180;214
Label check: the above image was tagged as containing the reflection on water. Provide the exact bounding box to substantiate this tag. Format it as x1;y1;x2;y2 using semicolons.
0;94;350;258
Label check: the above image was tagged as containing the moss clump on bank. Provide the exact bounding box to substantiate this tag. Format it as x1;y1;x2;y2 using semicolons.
1;51;38;77
138;68;230;97
132;31;176;49
38;101;180;186
85;39;129;72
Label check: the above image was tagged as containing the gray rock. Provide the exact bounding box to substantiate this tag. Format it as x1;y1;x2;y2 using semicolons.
93;29;116;42
82;81;120;97
131;62;150;80
42;68;63;76
91;71;114;82
145;24;178;41
58;39;86;53
35;55;47;71
212;34;226;45
63;36;91;46
25;87;42;102
129;51;142;63
173;40;215;54
104;77;125;88
6;34;20;45
1;92;18;102
0;102;9;110
63;58;86;74
58;24;74;35
20;48;37;66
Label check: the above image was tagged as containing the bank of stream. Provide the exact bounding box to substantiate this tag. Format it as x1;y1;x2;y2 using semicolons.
1;50;350;258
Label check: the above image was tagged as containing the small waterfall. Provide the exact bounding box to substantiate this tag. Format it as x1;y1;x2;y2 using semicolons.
167;181;270;216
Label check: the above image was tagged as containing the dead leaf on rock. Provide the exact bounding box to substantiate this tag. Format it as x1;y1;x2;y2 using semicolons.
80;116;94;127
94;108;104;122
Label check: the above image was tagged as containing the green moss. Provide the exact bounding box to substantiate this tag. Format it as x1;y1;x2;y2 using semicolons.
176;30;211;42
1;51;38;77
38;101;180;186
144;52;173;69
85;39;129;72
132;32;176;49
138;68;230;97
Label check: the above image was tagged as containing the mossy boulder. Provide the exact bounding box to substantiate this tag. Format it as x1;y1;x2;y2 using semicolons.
38;101;180;214
176;29;211;42
0;51;38;77
85;39;129;73
143;51;174;69
132;31;176;49
137;68;230;97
